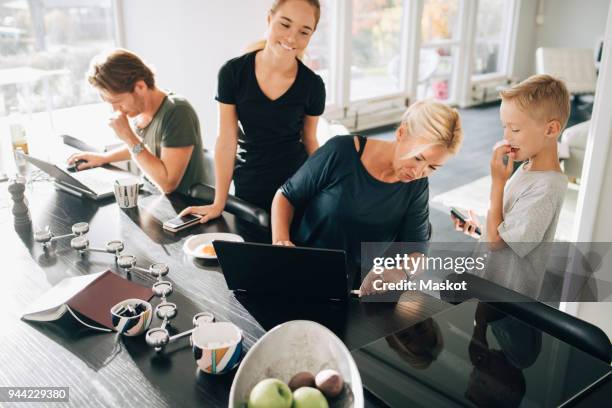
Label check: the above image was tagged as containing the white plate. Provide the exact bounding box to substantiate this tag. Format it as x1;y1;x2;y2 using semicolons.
183;233;244;259
229;320;364;408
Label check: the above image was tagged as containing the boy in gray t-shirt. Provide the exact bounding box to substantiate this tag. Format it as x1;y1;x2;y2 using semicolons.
452;75;570;299
473;165;567;298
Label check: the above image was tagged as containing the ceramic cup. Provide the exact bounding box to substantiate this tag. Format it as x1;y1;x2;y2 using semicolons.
191;322;243;374
110;298;153;336
113;178;140;209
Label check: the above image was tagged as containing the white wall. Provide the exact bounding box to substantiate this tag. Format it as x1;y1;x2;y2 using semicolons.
118;0;270;149
535;0;610;48
572;0;612;341
511;0;538;81
575;128;612;339
511;0;610;81
591;148;612;243
577;109;612;340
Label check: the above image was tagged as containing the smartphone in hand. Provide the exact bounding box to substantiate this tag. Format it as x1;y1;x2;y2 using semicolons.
450;207;482;236
162;213;202;232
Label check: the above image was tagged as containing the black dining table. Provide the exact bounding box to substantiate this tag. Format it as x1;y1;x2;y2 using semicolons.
2;177;610;407
1;177;453;408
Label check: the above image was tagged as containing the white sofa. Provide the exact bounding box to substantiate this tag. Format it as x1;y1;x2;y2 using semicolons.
535;47;597;95
560;120;590;181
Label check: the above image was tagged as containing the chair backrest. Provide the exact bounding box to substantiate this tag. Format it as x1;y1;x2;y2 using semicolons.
201;149;216;187
493;299;611;364
535;47;597;94
188;183;270;229
443;273;611;364
316;117;350;146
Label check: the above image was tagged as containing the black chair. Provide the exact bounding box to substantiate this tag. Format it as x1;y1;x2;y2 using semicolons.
443;273;612;364
188;183;270;229
201;149;216;187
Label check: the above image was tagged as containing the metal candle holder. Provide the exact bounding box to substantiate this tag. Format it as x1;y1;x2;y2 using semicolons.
34;221;216;353
116;252;215;352
145;311;215;352
34;222;125;260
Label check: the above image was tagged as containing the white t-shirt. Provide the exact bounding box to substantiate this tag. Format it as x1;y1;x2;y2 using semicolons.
473;164;568;299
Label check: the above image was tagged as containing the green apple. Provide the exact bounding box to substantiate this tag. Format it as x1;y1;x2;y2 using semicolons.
292;387;329;408
248;378;293;408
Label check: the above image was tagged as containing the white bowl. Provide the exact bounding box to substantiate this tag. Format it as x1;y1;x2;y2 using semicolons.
229;320;364;408
183;233;244;259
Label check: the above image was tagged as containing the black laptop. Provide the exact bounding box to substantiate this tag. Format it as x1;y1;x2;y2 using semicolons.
213;241;353;301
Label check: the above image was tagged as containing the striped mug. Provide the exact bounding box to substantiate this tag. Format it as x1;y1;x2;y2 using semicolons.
191;322;243;374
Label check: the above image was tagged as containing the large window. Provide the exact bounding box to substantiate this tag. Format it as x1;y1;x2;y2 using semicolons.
350;0;404;101
420;0;459;43
417;0;459;101
305;0;335;104
0;0;116;117
473;0;512;76
294;0;519;128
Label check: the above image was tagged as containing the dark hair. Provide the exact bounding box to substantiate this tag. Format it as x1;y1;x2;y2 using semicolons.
87;49;155;94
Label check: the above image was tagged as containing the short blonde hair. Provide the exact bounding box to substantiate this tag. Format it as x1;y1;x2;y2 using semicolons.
400;99;463;155
500;74;571;131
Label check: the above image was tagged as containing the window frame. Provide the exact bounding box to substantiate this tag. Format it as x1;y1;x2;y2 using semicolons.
0;0;120;120
470;0;519;82
304;0;521;128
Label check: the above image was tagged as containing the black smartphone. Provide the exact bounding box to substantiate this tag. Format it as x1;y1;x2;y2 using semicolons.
162;214;202;232
450;207;482;236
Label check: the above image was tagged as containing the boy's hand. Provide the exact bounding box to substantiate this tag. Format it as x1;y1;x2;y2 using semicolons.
490;142;514;185
451;209;482;239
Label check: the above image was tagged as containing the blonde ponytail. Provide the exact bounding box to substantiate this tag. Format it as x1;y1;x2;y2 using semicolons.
245;39;267;54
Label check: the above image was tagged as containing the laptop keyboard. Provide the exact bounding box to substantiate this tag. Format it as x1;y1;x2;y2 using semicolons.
72;168;135;194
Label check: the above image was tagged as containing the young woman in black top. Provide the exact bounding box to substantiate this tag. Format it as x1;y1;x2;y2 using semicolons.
181;0;325;220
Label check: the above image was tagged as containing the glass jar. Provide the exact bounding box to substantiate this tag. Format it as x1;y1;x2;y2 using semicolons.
9;108;29;155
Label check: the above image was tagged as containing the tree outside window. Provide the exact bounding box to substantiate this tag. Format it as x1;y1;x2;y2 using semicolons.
0;0;115;116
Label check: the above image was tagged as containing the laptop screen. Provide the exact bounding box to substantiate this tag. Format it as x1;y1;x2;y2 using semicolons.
214;241;351;300
21;153;93;193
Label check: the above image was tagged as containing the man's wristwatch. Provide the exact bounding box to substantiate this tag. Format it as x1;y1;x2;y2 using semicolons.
131;142;145;156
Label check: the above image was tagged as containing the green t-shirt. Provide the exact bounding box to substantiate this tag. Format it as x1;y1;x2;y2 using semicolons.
135;93;206;195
